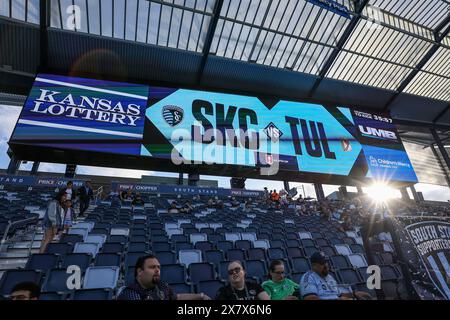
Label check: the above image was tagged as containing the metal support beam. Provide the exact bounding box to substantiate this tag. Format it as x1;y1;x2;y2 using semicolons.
432;102;450;124
6;155;21;175
178;172;184;185
283;181;290;192
31;161;40;175
314;183;325;200
383;16;450;113
356;185;363;195
409;185;420;202
399;187;410;201
39;0;50;71
307;0;370;98
431;128;450;171
430;145;450;188
196;0;224;84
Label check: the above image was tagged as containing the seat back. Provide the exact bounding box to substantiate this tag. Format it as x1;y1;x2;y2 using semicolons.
179;250;202;267
74;242;100;258
190;233;208;245
189;263;216;283
348;254;368;268
0;270;42;296
83;266;120;289
85;234;107;247
334;244;352;256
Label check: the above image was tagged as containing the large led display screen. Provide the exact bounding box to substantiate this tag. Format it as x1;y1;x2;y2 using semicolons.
10;74;418;183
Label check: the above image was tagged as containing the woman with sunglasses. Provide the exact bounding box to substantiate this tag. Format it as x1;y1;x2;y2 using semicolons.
215;261;270;300
262;260;299;300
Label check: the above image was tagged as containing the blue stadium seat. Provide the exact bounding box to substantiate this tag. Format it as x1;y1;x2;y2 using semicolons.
172;234;189;243
285;239;301;248
108;235;128;243
319;246;336;257
128;242;149;252
90;228;109;236
235;240;252;250
247;248;267;261
301;239;315;247
315;238;329;247
153;242;171;252
196;280;225;299
207;234;224;244
291;257;311;273
161;264;187;284
303;246;319;257
269;240;285;249
74;242;100;257
286;247;304;258
130;229;147;237
226;249;246;261
170;282;193;294
195;241;214;252
189;262;216;283
291;272;306;284
125;267;136;285
46;243;73;255
25;254;59;271
267;248;286;260
60;253;92;271
179;250;202;267
285;232;298;240
0;270;43;297
218;261;232;280
94;253;121;267
59;234;83;244
174;242;194;251
125;252;148;269
156;251;177;265
129;235;147;243
338;268;362;285
245;260;267;282
330;255;352;270
204;250;224;266
381;265;399;281
102;242;125;254
72;288;114;300
83;266;120;289
42;269;74;292
217;241;233;252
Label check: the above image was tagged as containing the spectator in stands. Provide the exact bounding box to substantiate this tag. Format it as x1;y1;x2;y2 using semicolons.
117;254;210;300
78;180;93;217
9;282;41;300
231;197;240;208
215;261;270;300
62;199;73;232
180;200;194;214
207;198;216;208
300;252;371;300
132;193;145;207
271;190;280;207
168;201;180;214
120;188;134;202
60;181;74;201
39;192;67;253
262;260;299;300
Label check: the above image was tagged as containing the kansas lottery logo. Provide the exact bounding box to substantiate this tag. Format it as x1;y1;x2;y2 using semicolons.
163;105;184;127
264;122;283;142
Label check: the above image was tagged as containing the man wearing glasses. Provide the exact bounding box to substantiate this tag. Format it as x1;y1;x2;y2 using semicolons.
300;252;372;300
215;261;270;300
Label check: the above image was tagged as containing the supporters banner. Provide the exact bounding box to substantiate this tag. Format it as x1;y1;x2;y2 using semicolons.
111;182;263;198
390;217;450;300
10;74;417;183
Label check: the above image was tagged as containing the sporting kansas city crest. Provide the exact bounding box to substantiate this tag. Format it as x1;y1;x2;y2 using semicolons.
162;105;184;127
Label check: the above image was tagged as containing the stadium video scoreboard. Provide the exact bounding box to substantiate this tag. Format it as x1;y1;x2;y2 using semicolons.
9;74;418;183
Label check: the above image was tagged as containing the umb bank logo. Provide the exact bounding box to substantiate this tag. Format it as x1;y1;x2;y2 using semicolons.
369;156;378;167
358;125;397;141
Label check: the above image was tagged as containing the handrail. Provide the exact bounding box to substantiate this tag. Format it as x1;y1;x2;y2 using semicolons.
93;186;104;204
0;216;38;253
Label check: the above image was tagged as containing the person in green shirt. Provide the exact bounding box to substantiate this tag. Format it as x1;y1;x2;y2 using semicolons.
262;260;300;300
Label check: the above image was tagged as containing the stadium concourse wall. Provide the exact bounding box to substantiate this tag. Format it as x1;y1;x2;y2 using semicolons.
0;169;218;191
